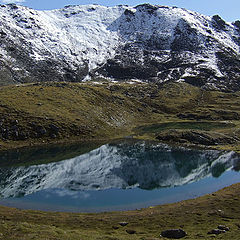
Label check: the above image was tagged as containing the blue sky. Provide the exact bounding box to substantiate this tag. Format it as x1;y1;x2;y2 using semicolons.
1;0;239;22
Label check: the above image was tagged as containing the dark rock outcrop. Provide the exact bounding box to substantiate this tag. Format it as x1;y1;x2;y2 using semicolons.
218;225;230;231
156;130;237;146
126;229;136;234
161;229;187;239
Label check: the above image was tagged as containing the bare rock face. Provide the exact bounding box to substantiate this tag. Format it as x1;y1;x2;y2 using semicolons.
0;3;240;90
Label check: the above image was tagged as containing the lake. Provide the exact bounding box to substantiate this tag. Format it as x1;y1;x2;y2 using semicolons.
0;139;239;212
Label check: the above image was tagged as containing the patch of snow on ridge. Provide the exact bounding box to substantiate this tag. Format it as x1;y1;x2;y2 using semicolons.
0;4;130;70
37;5;124;70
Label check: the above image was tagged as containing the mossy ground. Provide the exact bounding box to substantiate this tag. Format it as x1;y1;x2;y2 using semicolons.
0;81;240;239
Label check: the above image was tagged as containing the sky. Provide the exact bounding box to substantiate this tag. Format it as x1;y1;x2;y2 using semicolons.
0;0;239;22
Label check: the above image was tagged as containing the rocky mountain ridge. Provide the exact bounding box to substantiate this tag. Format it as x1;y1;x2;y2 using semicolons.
0;3;240;90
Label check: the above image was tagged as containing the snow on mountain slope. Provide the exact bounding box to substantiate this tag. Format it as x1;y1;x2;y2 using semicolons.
0;3;240;90
0;4;124;83
0;140;239;198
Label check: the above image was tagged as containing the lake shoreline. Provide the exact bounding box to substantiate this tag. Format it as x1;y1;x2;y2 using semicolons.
0;133;238;157
0;182;239;239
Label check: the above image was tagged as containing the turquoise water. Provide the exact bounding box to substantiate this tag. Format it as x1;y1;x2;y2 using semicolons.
0;140;239;212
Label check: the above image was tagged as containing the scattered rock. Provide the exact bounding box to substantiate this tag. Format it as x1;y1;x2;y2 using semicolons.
222;219;230;222
161;229;187;239
49;123;59;133
36;126;47;136
112;226;119;230
207;229;226;235
50;133;57;139
119;222;128;227
126;229;136;234
12;130;19;138
0;30;7;38
218;225;230;231
195;233;204;238
8;46;16;52
18;132;29;140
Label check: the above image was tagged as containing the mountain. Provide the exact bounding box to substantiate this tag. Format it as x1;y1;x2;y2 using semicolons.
0;3;240;90
0;140;239;198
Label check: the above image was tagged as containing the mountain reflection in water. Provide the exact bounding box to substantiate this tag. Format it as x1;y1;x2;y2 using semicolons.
0;140;239;199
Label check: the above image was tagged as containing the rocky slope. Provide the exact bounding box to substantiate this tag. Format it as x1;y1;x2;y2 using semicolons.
0;4;240;90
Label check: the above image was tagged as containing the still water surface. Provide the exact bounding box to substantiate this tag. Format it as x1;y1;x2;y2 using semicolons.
0;140;239;212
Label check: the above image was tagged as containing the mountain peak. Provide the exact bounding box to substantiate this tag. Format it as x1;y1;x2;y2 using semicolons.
0;4;239;90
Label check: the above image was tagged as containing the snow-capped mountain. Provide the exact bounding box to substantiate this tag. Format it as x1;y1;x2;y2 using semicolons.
0;3;240;90
0;140;239;198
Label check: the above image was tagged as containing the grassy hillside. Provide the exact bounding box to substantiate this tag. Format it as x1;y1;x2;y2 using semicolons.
0;81;240;152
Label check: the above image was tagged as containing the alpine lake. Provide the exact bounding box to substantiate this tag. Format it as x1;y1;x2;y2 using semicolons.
0;139;239;213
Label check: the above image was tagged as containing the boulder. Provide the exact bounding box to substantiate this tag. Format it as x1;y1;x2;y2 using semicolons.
119;222;128;227
161;229;187;239
126;229;136;234
208;229;226;235
217;225;230;231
